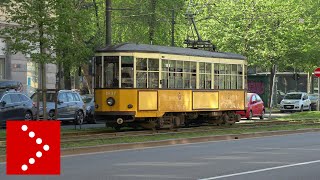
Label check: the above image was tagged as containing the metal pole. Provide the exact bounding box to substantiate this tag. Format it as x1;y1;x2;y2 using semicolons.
171;9;175;46
317;78;320;111
268;64;276;120
105;0;112;46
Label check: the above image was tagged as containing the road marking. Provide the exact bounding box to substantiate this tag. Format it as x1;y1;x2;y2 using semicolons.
198;159;320;180
232;151;289;155
114;174;189;179
259;147;320;151
200;156;250;160
116;161;206;167
243;161;292;164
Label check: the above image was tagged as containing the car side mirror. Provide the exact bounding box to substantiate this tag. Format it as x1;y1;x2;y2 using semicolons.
58;100;63;104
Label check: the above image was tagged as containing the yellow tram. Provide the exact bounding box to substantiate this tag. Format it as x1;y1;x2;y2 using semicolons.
94;43;247;130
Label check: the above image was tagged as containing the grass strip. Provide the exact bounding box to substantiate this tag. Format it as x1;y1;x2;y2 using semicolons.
1;124;320;156
277;111;320;121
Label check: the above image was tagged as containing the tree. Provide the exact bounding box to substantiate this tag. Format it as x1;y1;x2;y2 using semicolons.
54;0;99;91
1;0;57;119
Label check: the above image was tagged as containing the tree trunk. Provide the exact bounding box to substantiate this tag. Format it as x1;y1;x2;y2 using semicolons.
81;64;92;94
64;65;72;90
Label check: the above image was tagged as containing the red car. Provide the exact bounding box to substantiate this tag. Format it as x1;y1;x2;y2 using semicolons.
236;93;265;120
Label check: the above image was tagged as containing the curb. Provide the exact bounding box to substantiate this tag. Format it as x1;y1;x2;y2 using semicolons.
1;128;320;162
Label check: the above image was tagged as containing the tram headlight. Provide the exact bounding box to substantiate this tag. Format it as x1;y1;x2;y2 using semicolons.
107;97;115;106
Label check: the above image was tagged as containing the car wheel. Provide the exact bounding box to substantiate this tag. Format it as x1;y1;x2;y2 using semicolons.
48;110;55;120
259;110;265;120
247;111;253;120
75;111;84;125
280;110;284;113
24;111;33;120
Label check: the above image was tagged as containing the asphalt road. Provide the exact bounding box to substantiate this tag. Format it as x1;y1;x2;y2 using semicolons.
1;131;320;179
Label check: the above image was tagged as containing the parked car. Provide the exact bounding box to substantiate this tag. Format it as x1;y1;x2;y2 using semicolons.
81;94;96;124
308;94;318;111
236;93;265;120
31;90;86;124
280;92;311;112
0;90;36;127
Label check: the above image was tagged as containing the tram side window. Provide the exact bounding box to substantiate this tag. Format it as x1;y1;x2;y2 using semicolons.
214;64;219;89
148;59;159;88
161;60;169;88
104;56;119;88
136;58;147;88
225;64;232;89
244;65;247;89
219;64;225;89
231;64;237;89
121;56;134;88
191;62;196;89
94;56;102;88
237;64;243;89
136;58;159;88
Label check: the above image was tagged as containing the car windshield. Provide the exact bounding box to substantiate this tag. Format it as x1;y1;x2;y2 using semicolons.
81;96;93;103
246;93;253;102
284;94;302;100
309;95;318;100
31;93;56;102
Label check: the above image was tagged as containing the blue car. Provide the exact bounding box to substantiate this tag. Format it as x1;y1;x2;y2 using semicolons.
31;90;86;124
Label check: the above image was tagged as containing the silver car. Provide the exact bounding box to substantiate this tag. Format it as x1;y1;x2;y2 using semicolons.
280;92;311;112
31;90;86;124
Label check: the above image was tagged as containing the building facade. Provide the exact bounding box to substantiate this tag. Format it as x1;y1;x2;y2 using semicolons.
0;10;57;95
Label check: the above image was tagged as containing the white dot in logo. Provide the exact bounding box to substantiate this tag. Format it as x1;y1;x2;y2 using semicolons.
36;138;42;144
21;164;28;171
29;158;35;165
21;125;28;131
43;145;50;151
36;151;42;158
29;131;35;138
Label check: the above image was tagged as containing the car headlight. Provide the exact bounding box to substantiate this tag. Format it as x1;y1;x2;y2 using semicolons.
294;101;300;104
107;97;115;106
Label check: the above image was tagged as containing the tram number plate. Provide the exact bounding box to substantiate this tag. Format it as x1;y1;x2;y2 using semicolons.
106;92;116;96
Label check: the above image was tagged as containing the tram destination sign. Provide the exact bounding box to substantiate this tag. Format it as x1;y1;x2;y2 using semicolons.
315;67;320;78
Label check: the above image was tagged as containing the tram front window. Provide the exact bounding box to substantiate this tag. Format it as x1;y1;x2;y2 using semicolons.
104;56;119;88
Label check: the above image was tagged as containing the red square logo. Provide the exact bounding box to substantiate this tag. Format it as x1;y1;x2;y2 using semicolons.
6;121;60;175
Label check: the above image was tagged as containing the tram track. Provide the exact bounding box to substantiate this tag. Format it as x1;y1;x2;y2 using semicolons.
0;120;319;147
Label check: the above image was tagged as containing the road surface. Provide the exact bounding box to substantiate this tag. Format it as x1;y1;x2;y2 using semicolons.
1;131;320;179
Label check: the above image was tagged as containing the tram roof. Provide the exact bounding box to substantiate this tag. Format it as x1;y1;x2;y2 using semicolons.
96;43;246;60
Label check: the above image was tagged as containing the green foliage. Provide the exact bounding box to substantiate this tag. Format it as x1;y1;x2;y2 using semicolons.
54;0;99;69
1;0;56;64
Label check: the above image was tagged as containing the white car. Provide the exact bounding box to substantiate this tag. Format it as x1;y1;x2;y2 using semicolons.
280;92;311;112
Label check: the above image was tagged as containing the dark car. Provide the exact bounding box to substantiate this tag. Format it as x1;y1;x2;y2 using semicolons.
31;90;86;124
81;94;96;123
0;90;36;127
236;93;265;120
309;94;318;111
